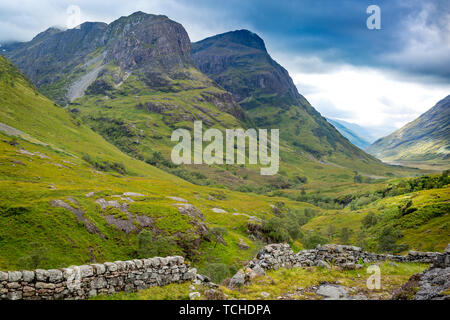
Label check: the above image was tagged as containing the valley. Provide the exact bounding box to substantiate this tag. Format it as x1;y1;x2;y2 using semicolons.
0;11;448;301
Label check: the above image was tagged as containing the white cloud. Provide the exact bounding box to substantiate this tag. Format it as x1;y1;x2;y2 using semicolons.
284;59;449;138
0;0;242;43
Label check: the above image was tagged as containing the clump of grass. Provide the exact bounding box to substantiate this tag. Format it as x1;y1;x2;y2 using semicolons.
92;282;191;300
82;153;127;175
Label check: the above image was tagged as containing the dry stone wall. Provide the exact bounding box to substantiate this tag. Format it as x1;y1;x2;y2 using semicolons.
247;244;442;271
229;243;446;288
0;256;197;300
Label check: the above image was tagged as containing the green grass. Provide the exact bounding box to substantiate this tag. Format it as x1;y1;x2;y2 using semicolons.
95;262;428;300
91;282;191;300
0;55;313;272
220;262;429;300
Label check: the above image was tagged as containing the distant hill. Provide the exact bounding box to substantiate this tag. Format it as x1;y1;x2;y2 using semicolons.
367;96;450;165
324;118;386;143
326;118;371;149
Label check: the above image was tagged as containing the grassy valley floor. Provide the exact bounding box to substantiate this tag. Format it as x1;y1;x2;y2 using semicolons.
92;262;429;300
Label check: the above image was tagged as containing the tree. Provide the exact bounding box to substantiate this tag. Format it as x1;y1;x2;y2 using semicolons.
362;212;378;229
262;217;290;243
339;227;352;244
302;232;327;249
378;226;409;254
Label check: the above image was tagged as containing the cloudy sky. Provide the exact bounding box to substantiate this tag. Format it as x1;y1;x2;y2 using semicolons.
0;0;449;140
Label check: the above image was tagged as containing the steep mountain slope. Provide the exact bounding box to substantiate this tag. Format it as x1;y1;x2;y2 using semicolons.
191;30;385;172
3;23;108;105
192;30;301;108
3;13;277;188
0;55;169;179
326;118;371;149
3;12;246;120
0;54;311;271
368;96;450;165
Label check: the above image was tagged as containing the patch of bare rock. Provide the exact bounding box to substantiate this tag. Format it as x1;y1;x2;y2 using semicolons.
50;199;105;238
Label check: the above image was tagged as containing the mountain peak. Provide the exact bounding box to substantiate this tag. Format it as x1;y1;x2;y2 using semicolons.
31;26;64;41
4;11;193;104
128;10;168;19
194;29;267;52
110;11;169;28
222;29;267;51
104;11;192;72
192;30;300;106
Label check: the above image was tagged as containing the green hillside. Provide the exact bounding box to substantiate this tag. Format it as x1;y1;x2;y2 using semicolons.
368;96;450;169
0;53;448;289
302;173;450;253
0;54;316;273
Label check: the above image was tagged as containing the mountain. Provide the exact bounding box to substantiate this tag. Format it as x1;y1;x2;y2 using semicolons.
192;30;385;170
192;30;301;109
0;55;168;178
3;13;273;187
3;12;244;117
3;15;416;187
326;118;381;143
326;118;371;149
367;96;450;166
0;53;445;273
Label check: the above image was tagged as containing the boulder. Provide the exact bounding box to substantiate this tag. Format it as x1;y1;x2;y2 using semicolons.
317;260;331;269
189;292;201;300
8;271;22;282
22;270;35;282
48;269;63;282
229;270;246;288
238;239;250;250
